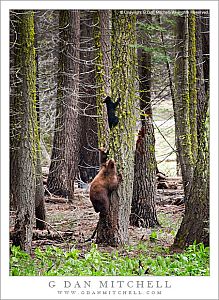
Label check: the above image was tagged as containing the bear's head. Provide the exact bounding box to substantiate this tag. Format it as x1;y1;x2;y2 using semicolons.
103;96;111;104
106;159;116;171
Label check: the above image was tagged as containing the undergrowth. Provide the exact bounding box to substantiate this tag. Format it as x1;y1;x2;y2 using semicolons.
10;242;209;276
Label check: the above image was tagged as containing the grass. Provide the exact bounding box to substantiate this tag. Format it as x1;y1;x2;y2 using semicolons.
11;207;208;277
10;242;209;276
158;210;182;231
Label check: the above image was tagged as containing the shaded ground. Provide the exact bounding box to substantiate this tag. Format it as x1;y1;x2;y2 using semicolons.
10;184;185;256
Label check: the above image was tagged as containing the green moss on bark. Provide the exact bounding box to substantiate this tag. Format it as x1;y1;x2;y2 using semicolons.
188;10;198;162
100;11;137;244
11;10;37;253
94;11;109;147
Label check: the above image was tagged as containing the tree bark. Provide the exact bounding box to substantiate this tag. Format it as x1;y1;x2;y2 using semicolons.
130;15;159;228
10;11;17;210
188;11;198;160
173;11;209;248
130;123;159;228
173;12;194;202
34;10;59;162
201;12;209;95
34;14;46;230
47;11;80;199
78;11;99;183
10;11;37;252
195;12;209;141
94;10;111;148
174;119;209;247
96;11;137;245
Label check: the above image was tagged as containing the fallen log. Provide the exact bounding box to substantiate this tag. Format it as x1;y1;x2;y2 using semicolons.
45;197;67;204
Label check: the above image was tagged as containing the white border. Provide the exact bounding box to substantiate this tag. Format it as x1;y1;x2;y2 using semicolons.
1;1;218;300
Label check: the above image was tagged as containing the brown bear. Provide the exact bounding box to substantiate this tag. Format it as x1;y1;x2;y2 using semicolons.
89;159;122;215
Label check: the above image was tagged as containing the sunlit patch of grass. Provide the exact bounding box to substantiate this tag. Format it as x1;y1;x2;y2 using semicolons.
157;211;182;232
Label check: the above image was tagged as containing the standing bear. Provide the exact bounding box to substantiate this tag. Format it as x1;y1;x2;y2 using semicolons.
89;159;122;215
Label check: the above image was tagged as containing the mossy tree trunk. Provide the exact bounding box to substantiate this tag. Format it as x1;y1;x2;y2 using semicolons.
10;11;37;253
96;11;137;245
94;10;111;148
174;120;209;248
173;11;209;248
47;11;80;199
34;15;46;230
130;15;159;228
188;11;198;161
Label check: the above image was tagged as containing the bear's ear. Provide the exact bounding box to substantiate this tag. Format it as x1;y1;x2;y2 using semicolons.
107;159;115;169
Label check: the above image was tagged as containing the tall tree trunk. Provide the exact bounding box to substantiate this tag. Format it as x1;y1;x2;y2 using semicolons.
47;11;80;199
34;14;46;230
196;13;208;141
201;12;209;95
78;11;99;183
96;11;137;245
174;115;209;248
94;10;110;148
173;12;194;202
10;11;17;210
10;11;37;253
188;11;198;161
34;10;59;163
173;11;209;248
130;15;159;228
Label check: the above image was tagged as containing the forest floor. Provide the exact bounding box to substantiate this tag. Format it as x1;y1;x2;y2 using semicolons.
10;182;185;257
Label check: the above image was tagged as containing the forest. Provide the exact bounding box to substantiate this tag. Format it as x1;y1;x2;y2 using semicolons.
9;9;210;276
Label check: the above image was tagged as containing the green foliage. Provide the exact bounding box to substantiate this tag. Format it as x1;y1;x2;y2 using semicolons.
129;44;171;63
134;19;173;64
137;21;166;33
10;242;209;276
149;231;158;241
